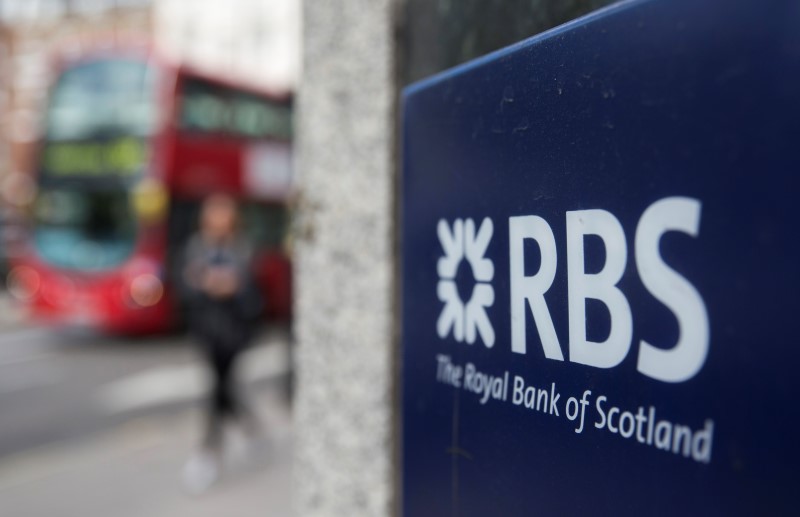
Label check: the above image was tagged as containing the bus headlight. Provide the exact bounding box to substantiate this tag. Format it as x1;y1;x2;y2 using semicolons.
129;273;163;308
7;266;41;301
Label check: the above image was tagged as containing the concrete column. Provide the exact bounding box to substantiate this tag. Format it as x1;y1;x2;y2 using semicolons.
294;0;399;515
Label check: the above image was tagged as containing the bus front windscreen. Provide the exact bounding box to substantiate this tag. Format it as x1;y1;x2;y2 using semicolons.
46;58;158;142
33;188;136;270
41;58;156;181
34;58;156;270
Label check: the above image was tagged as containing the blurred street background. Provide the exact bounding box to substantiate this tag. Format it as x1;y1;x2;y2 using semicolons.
0;0;299;515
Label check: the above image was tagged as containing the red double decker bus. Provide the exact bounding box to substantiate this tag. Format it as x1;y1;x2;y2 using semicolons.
8;47;293;334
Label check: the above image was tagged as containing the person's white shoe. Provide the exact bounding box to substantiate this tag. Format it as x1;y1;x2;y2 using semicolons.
182;450;220;495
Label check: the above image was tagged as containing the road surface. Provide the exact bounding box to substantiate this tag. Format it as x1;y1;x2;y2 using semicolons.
0;314;293;517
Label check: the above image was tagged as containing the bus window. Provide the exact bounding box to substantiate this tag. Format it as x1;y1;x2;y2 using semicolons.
46;59;158;141
232;97;267;137
33;188;136;270
179;78;230;134
181;93;228;133
231;94;292;140
179;77;292;140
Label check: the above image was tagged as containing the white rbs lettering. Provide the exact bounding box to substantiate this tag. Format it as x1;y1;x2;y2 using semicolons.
566;209;633;369
508;196;708;383
509;216;563;360
635;197;709;383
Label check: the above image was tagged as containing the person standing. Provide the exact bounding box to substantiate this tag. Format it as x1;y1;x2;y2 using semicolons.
180;194;263;493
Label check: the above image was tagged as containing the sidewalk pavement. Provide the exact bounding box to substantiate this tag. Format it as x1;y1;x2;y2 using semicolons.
0;386;293;517
0;290;26;331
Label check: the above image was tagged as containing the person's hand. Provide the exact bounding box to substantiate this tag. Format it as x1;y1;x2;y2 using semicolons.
202;266;240;299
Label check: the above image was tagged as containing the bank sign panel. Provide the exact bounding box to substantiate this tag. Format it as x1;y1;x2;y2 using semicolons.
401;0;800;515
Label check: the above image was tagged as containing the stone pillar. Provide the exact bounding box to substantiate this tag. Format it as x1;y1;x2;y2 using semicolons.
294;0;399;515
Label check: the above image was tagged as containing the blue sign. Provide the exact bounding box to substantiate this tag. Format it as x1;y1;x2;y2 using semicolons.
401;0;800;515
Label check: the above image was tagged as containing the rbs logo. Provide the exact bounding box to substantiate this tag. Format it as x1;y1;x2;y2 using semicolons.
439;197;709;384
436;218;496;347
511;196;708;383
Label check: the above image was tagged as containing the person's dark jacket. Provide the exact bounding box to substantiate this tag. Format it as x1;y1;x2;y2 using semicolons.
180;234;263;350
